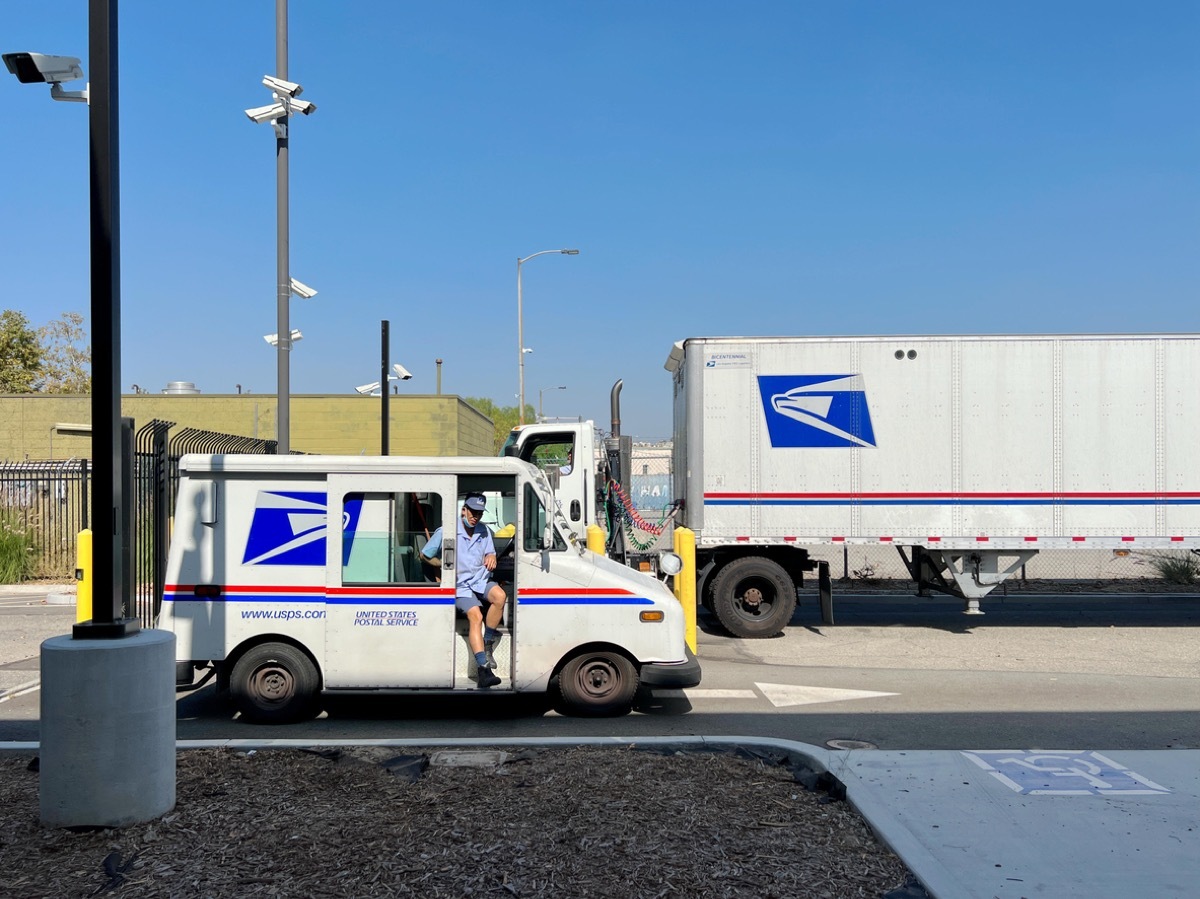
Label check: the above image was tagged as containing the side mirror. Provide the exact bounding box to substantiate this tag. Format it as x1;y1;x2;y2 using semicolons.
542;526;554;550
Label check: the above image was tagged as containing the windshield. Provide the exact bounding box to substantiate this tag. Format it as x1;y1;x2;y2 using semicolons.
499;430;520;457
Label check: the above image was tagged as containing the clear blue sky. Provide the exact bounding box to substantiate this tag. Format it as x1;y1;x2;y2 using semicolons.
2;2;1197;440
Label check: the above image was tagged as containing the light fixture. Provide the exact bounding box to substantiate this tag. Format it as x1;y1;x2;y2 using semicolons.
517;248;579;423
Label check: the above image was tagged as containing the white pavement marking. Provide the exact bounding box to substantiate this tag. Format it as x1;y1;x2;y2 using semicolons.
755;682;898;708
0;681;41;704
654;688;758;700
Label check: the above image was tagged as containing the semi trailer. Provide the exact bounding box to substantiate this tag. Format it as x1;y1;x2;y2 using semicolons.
505;334;1200;637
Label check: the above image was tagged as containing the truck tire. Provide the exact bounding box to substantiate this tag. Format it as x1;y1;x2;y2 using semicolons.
228;642;320;724
555;650;639;717
710;556;797;638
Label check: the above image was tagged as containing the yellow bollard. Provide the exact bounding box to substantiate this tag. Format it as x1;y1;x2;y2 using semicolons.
672;526;697;653
586;524;606;555
74;528;93;624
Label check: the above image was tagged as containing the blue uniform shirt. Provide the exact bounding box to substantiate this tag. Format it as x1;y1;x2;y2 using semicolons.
421;514;495;598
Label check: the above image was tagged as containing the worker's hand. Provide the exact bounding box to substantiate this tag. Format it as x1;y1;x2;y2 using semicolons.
484;553;497;571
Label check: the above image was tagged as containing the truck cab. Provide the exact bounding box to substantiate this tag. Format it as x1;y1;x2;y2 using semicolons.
500;421;596;530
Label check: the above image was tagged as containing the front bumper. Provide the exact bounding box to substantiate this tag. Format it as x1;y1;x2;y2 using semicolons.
639;647;701;688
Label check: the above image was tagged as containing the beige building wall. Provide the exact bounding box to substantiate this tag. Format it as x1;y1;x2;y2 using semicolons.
0;393;494;461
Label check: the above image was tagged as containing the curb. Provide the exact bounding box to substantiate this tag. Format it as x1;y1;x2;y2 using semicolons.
0;585;75;597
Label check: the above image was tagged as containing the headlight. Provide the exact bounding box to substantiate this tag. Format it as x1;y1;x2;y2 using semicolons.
658;551;683;576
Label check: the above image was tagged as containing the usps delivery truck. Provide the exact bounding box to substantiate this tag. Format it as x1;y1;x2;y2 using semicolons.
161;454;699;722
505;334;1200;637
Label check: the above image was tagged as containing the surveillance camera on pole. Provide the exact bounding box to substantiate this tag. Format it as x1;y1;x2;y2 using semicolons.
289;277;317;299
244;101;287;124
247;63;319;455
393;363;413;381
2;51;88;102
245;73;317;136
355;381;380;395
263;329;303;347
262;74;303;97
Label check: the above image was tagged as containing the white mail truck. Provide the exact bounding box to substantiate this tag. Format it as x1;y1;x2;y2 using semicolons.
161;454;699;722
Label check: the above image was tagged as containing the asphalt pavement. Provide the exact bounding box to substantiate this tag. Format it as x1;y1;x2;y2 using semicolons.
2;584;1197;898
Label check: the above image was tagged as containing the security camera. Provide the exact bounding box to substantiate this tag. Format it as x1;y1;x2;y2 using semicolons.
289;278;318;299
392;364;413;381
3;52;83;85
245;101;287;124
355;382;380;395
262;74;303;97
289;97;317;116
264;329;303;347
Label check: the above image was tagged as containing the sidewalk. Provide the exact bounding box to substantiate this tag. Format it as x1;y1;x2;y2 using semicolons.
1;587;1197;897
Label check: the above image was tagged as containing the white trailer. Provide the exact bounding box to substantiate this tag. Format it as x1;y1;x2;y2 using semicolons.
667;334;1200;634
507;334;1200;637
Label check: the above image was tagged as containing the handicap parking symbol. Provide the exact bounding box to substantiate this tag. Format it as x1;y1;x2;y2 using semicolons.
962;750;1171;796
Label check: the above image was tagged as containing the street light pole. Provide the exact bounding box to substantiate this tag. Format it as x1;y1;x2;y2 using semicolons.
80;0;134;635
517;248;579;424
274;0;290;454
539;385;566;421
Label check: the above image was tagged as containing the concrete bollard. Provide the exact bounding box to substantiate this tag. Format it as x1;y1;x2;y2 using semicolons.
39;627;176;828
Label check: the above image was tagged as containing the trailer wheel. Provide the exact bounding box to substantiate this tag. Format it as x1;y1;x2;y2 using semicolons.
228;642;320;724
556;650;639;717
710;556;796;638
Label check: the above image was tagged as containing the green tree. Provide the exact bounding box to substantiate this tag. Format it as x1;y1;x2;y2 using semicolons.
465;397;535;453
37;311;91;393
0;310;43;393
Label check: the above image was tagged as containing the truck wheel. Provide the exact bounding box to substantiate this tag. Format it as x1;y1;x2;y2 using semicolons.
556;650;639;717
228;642;320;724
710;557;796;638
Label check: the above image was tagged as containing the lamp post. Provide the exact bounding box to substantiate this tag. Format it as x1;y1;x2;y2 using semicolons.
517;248;578;424
539;385;566;422
4;31;130;634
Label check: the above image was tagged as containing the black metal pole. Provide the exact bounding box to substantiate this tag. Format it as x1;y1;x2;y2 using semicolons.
381;320;389;455
76;0;137;638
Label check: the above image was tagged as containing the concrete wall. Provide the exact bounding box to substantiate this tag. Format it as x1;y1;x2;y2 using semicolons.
0;393;494;460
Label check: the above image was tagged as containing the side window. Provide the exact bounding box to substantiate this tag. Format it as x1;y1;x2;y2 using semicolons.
531;441;574;475
522;485;547;552
522;485;566;553
342;492;442;585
